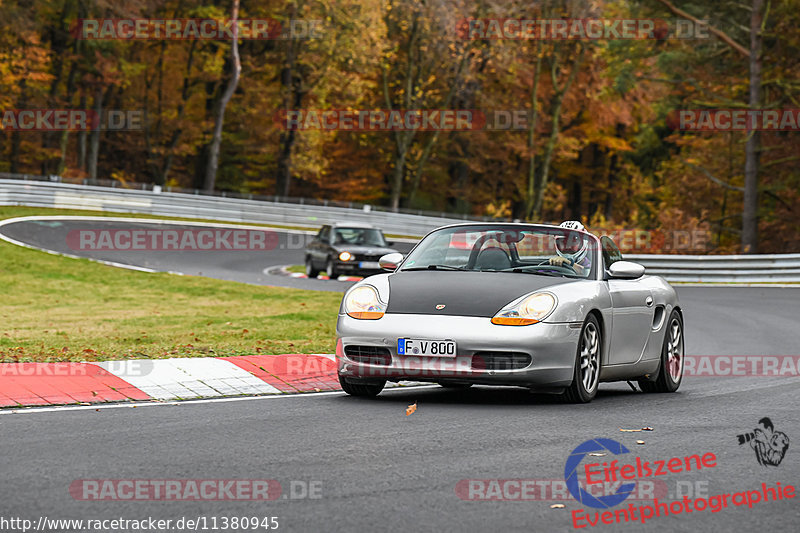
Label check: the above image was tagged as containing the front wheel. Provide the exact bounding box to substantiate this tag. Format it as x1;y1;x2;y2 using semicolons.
638;311;683;393
325;258;338;279
561;315;601;403
338;374;385;397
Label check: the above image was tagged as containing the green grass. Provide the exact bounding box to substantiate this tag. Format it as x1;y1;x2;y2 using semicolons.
0;206;342;362
286;265;306;274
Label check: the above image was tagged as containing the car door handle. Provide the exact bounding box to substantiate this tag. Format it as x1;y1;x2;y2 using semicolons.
645;296;654;307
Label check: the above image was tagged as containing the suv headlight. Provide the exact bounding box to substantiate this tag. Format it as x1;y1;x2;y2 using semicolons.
491;292;556;326
344;285;386;320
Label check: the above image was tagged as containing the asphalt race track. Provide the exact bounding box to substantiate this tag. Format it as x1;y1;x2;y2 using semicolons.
0;217;417;292
1;217;799;532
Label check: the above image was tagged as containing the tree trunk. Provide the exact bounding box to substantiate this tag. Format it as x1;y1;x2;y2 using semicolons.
87;86;106;181
41;0;72;176
276;4;299;198
406;51;470;208
532;45;584;219
78;93;87;171
605;152;618;220
10;79;27;173
276;128;296;197
203;0;241;192
448;133;470;213
56;52;81;176
525;41;543;220
159;40;197;185
389;143;411;210
385;10;420;211
741;0;763;253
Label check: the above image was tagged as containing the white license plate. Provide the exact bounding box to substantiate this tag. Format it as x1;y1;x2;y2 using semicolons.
359;261;381;269
398;338;456;357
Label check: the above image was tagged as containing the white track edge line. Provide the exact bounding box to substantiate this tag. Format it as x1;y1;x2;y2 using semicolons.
0;384;439;415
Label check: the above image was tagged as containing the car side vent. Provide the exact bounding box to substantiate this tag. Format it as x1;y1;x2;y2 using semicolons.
344;345;392;365
472;352;532;370
652;306;666;330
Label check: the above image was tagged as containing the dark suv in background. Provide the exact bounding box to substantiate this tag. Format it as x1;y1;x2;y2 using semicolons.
305;223;400;278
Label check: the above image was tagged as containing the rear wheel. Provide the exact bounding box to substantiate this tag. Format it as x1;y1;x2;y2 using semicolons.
561;315;601;403
305;256;320;278
639;311;683;393
338;374;385;397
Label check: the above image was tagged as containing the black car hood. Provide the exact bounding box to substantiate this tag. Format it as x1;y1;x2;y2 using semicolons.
386;271;577;317
334;244;397;255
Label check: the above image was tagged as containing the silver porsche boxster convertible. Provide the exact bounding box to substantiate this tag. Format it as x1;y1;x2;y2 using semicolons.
335;222;684;403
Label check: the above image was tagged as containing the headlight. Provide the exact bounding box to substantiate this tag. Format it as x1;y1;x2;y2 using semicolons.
491;292;556;326
344;285;386;320
339;251;353;261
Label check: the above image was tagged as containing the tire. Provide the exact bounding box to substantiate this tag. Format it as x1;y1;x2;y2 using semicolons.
561;315;602;403
325;257;337;279
305;256;320;278
437;381;473;389
638;310;683;393
338;374;385;397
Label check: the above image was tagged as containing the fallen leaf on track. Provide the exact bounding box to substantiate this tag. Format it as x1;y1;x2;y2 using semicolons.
636;440;645;445
642;427;654;431
588;453;606;457
406;402;417;416
550;504;565;509
620;428;642;432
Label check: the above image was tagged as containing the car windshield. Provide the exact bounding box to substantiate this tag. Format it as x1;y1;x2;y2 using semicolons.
333;227;387;246
399;225;596;279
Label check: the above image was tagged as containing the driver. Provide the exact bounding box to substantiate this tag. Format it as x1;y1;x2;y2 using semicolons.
549;220;591;275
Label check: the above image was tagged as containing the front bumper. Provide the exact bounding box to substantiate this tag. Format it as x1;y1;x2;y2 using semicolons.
335;260;383;275
336;314;580;389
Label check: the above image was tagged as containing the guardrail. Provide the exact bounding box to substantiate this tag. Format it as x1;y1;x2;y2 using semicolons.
2;176;798;283
627;254;800;283
0;177;477;237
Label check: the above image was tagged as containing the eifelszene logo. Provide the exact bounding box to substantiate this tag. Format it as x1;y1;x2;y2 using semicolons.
564;438;636;508
737;417;790;466
564;438;718;510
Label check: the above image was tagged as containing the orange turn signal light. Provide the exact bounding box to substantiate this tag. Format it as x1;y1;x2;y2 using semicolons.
491;317;537;326
347;311;385;320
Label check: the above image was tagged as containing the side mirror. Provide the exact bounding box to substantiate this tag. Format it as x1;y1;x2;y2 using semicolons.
608;261;645;280
379;253;404;272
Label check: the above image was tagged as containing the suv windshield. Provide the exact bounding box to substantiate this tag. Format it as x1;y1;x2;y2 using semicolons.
400;225;597;279
333;227;387;247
